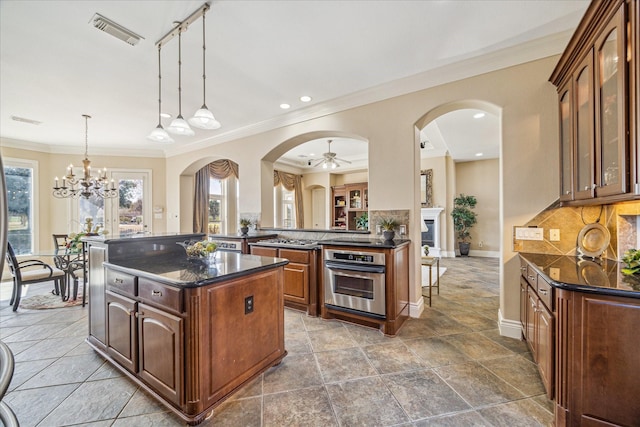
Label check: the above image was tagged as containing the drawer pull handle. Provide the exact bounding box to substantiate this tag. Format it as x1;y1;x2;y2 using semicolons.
151;290;163;297
115;278;123;284
528;275;535;281
539;289;548;295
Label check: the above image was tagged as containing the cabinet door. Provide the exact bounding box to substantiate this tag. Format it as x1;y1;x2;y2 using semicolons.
519;276;528;336
106;290;137;373
574;50;596;200
284;262;308;303
138;302;183;406
526;287;537;356
348;186;363;209
536;303;554;399
559;82;575;201
595;6;628;197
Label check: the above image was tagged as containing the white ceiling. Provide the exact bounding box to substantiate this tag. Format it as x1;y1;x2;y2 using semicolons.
0;0;589;159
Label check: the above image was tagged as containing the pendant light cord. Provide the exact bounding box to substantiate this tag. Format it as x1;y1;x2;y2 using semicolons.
157;45;162;126
177;29;183;118
201;11;207;107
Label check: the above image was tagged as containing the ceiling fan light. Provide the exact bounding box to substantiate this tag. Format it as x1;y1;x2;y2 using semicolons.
188;106;221;129
147;124;174;143
331;162;337;169
322;162;328;169
167;116;195;136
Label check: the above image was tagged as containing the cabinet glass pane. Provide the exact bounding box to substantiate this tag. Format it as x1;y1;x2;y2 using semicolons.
576;65;592;192
349;189;361;209
560;90;572;196
599;28;619;186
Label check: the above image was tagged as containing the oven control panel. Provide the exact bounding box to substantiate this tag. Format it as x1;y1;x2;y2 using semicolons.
325;249;385;265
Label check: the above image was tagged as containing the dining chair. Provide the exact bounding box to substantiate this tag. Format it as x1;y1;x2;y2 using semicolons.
5;242;66;311
52;233;86;304
52;233;69;254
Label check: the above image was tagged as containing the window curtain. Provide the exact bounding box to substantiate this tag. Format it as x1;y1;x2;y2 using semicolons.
194;160;239;233
274;170;304;228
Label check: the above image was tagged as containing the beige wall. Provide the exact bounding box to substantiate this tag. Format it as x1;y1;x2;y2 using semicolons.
0;144;167;251
456;159;500;253
165;56;560;329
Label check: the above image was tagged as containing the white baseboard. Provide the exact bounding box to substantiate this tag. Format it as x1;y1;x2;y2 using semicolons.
498;309;522;339
468;249;500;258
409;296;424;318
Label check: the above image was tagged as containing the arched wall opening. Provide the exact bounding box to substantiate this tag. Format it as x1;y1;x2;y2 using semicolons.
261;131;368;229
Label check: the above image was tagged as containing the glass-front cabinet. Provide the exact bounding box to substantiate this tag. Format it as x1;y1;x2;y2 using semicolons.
559;83;574;201
595;6;627;197
550;1;633;205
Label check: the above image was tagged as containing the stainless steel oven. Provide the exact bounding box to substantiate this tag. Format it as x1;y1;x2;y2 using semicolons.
324;249;386;317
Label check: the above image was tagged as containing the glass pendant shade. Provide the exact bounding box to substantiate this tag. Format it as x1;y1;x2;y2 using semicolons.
167;115;195;136
147;124;174;143
189;106;221;129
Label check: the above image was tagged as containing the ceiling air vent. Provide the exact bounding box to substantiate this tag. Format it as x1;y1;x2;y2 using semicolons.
90;13;144;46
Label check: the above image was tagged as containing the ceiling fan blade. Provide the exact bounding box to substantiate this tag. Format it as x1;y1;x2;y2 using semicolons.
313;159;325;167
335;157;352;164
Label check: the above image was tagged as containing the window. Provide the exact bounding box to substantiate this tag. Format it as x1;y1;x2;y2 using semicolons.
4;158;37;255
274;185;296;229
209;177;225;234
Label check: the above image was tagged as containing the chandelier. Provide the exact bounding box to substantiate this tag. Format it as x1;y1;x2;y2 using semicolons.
52;115;118;199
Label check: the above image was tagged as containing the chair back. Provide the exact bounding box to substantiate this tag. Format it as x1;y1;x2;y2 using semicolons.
52;234;69;255
5;243;21;283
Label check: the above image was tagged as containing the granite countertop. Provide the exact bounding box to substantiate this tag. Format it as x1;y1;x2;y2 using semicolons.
519;253;640;299
83;232;205;244
319;238;411;249
209;232;278;241
104;252;289;288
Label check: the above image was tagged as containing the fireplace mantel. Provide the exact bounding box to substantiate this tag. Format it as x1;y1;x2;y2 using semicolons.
421;207;444;257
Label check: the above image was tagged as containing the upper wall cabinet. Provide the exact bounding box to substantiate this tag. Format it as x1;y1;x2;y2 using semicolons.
550;0;637;205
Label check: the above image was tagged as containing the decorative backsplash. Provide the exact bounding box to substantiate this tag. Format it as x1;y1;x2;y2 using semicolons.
514;201;640;261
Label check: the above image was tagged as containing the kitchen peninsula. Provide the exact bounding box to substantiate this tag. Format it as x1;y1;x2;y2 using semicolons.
84;234;288;425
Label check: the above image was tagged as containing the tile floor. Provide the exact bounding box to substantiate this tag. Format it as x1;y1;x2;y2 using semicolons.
0;256;553;426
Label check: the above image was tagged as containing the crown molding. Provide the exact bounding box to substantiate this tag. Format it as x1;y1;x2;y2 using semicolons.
0;137;165;158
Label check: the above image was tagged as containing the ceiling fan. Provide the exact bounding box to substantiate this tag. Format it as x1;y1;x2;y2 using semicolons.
313;139;352;169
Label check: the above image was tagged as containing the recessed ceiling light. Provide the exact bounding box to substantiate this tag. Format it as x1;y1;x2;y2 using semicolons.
160;112;172;119
309;152;315;156
300;95;312;102
473;112;485;119
475;152;484;157
280;103;290;109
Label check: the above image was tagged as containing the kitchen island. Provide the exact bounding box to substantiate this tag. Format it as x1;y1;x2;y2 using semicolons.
84;234;288;425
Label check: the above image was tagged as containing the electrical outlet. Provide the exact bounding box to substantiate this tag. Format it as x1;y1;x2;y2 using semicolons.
515;227;544;241
479;241;484;248
244;295;254;314
399;225;407;235
550;229;560;241
549;267;560;281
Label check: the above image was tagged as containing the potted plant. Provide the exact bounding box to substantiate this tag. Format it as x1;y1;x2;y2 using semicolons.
239;218;252;235
379;218;398;241
355;212;368;230
451;194;477;256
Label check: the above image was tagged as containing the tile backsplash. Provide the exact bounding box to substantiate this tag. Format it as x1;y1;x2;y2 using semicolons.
514;201;640;261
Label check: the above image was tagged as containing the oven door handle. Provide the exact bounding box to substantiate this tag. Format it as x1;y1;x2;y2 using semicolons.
325;261;385;274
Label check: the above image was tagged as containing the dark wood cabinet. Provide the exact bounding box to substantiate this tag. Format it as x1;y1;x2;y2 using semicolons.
250;245;318;315
137;302;183;406
106;290;137;373
551;0;637;205
555;289;640;426
520;258;554;398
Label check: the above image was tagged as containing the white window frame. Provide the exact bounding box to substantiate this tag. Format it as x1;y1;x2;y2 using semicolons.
209;176;226;234
274;185;296;229
4;157;39;254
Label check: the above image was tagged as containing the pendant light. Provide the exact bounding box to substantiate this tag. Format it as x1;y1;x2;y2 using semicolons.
147;44;174;143
188;9;221;130
166;28;195;136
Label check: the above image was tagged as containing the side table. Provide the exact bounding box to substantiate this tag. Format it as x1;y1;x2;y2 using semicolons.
421;256;440;307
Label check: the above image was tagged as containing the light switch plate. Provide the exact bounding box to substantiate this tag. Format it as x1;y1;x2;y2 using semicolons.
550;229;560;241
515;227;544;241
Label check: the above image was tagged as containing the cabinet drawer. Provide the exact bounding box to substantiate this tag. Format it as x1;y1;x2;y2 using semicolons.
526;265;537;286
251;246;278;257
279;248;309;264
106;269;137;297
536;274;554;310
519;258;528;278
138;278;183;314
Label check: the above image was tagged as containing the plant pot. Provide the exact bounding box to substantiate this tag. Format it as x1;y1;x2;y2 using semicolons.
458;242;470;256
423;246;430;256
240;226;249;235
383;230;395;241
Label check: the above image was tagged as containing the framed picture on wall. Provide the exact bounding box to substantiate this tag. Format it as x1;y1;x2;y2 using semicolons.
421;169;433;207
